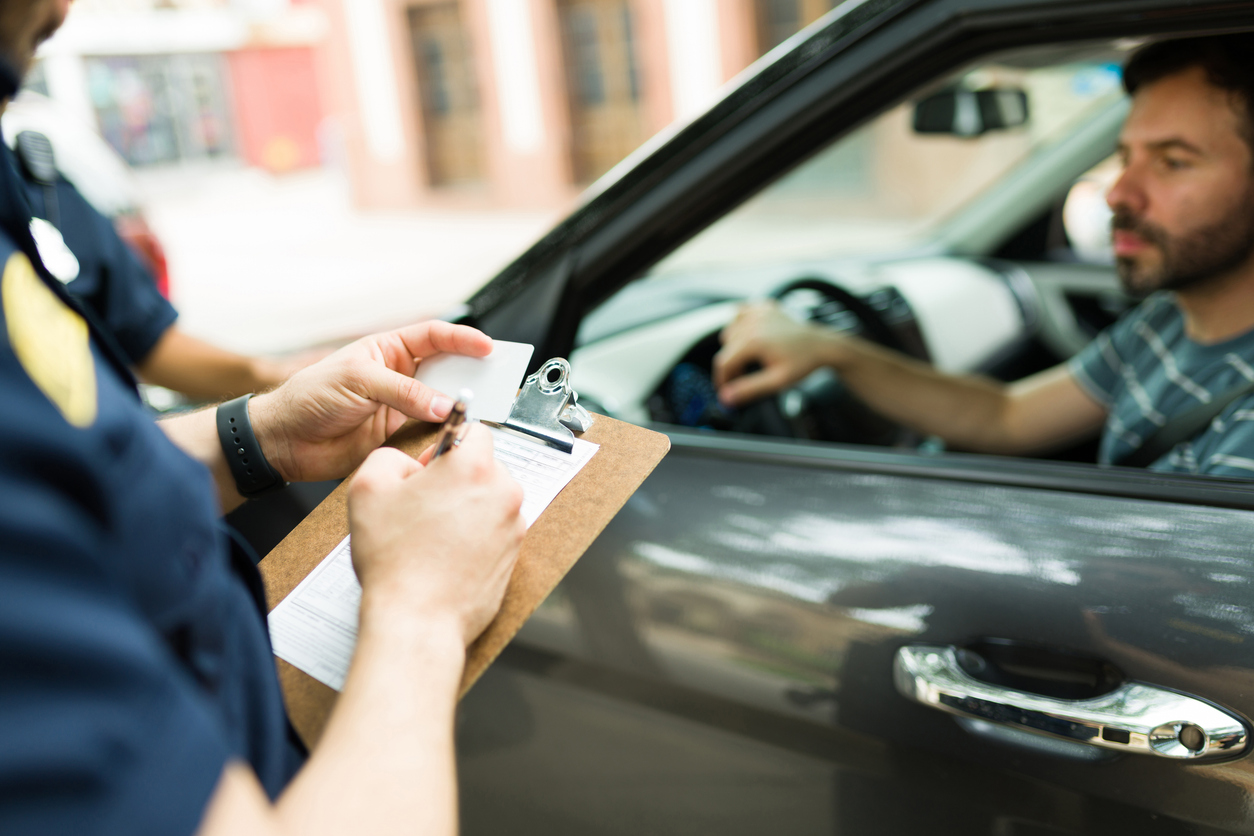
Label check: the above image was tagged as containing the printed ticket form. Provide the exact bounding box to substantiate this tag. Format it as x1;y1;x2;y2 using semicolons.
268;427;599;691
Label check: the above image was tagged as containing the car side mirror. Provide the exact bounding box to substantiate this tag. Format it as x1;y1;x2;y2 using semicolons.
912;87;1029;137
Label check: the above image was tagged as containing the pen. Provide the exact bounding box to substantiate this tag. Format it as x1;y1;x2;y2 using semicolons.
431;389;473;460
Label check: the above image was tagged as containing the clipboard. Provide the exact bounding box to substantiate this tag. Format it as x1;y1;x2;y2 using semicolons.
258;366;669;749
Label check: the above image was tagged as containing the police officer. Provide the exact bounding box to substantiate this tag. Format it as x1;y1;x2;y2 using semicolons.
6;116;320;400
3;126;343;557
0;2;525;834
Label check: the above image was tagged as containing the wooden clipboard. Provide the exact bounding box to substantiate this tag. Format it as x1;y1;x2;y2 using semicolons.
258;414;669;749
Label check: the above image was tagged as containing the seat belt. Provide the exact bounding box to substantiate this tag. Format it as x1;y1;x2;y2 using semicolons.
1115;379;1254;468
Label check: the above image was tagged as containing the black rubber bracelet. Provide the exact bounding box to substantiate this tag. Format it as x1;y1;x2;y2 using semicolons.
216;394;286;497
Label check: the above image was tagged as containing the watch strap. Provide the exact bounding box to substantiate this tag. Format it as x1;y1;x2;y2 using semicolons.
216;395;286;497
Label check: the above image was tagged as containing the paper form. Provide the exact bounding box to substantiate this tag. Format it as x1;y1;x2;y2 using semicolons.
268;430;599;691
488;427;598;525
267;536;358;690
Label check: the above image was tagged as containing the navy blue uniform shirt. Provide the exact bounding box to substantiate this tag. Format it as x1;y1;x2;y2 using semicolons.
18;156;177;365
0;139;303;835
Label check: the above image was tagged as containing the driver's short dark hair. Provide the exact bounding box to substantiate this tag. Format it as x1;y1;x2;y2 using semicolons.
1123;34;1254;151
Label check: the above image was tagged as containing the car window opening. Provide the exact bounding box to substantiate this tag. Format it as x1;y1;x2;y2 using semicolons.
568;35;1254;484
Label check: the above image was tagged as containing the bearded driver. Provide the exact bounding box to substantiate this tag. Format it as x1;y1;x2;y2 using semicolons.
715;35;1254;477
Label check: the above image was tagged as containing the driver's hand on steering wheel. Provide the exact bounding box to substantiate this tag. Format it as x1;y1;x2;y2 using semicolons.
714;301;847;407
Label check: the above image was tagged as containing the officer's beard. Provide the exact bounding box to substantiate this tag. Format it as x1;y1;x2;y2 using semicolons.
1112;189;1254;298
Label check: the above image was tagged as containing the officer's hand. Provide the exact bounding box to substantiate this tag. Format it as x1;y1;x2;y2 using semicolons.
347;425;525;645
713;302;845;407
248;321;492;483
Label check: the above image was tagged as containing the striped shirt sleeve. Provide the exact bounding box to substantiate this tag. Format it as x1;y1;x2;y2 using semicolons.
1069;329;1123;408
1163;394;1254;478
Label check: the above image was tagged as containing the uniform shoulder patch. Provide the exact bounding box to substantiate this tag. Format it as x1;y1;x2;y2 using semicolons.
2;252;97;427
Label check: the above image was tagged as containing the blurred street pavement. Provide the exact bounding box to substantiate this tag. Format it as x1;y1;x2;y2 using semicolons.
136;165;559;356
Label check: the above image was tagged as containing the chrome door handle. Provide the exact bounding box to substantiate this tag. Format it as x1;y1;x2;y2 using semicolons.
894;644;1248;761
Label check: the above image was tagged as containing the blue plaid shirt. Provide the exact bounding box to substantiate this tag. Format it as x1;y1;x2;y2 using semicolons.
1069;292;1254;478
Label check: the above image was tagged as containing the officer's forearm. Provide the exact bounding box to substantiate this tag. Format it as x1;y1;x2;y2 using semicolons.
196;604;465;836
280;603;464;834
138;327;286;401
158;407;248;513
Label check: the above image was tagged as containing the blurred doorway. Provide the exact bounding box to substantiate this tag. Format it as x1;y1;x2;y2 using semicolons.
755;0;839;54
408;2;486;186
558;0;646;183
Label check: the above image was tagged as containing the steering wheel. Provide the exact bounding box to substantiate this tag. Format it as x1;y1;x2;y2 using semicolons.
769;277;914;351
649;276;924;446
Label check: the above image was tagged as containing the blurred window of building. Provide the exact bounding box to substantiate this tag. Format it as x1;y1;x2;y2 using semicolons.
755;0;839;55
566;6;606;106
622;4;640;102
86;53;234;167
408;2;486;186
559;0;646;183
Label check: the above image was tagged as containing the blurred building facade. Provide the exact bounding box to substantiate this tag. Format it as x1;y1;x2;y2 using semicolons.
326;0;840;209
35;0;330;173
35;0;840;209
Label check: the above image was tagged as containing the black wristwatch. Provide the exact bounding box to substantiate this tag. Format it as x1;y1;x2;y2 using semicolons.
216;394;287;497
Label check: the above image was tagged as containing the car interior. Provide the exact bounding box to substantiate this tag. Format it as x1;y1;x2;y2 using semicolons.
567;40;1138;466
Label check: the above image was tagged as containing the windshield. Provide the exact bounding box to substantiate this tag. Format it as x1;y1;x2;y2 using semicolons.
648;54;1127;277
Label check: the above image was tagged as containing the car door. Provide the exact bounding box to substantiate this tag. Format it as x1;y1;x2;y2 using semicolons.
456;0;1254;833
460;447;1254;834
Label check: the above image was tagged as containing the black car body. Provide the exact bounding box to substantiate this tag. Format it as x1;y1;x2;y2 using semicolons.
453;1;1254;832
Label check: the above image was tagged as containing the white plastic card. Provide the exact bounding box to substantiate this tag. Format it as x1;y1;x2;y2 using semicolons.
414;340;534;423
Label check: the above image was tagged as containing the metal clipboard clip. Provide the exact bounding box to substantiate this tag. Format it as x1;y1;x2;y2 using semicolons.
499;357;594;453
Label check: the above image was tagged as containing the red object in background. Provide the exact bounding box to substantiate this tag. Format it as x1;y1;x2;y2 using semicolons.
226;47;325;173
114;212;171;299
